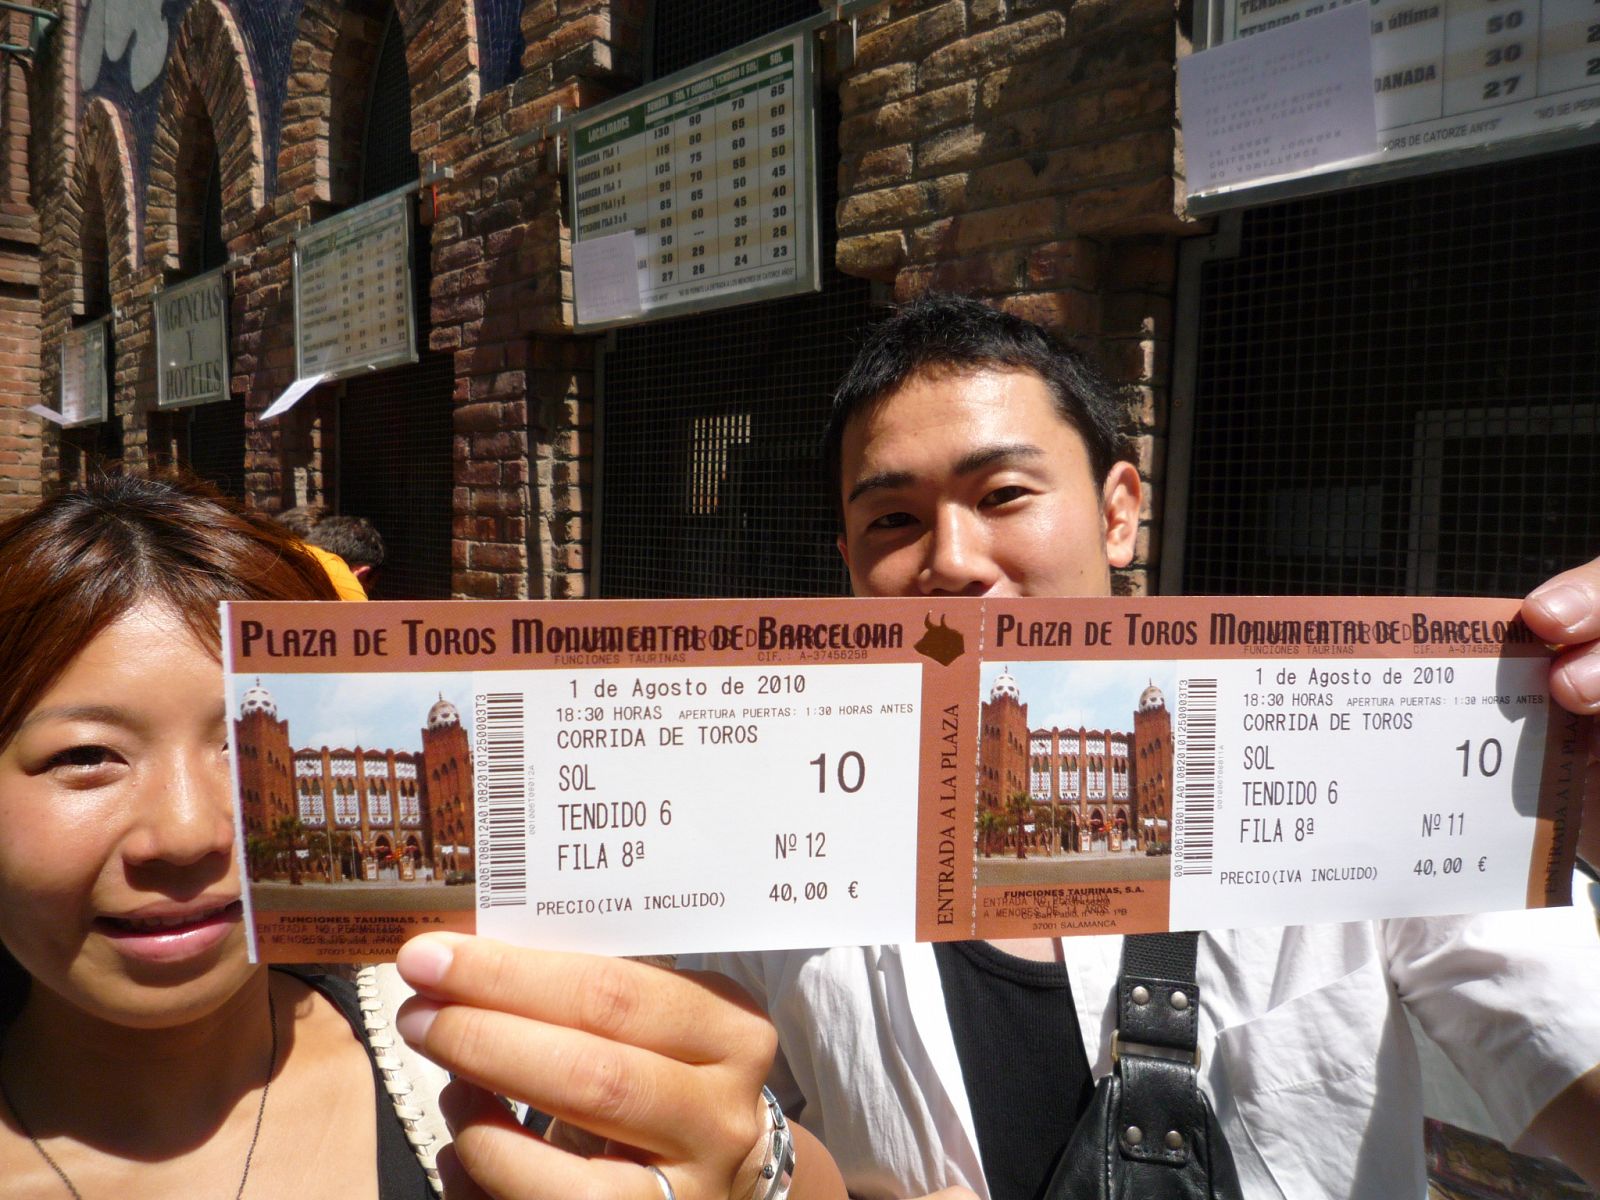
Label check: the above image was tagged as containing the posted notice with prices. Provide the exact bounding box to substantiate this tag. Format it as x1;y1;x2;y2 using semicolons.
222;595;1589;962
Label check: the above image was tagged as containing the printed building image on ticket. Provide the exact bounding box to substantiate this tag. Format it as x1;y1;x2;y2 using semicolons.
221;596;1589;962
233;673;479;956
970;662;1179;934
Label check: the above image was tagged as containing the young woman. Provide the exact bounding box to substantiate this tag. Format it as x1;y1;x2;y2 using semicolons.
0;474;836;1200
0;474;443;1199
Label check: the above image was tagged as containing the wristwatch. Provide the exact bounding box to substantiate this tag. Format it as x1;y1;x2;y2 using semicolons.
752;1086;796;1200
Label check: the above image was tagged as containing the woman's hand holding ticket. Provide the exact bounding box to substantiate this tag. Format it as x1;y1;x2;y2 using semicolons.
394;933;845;1200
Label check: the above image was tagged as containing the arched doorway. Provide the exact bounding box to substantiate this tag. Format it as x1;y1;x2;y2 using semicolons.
181;146;246;496
335;8;454;598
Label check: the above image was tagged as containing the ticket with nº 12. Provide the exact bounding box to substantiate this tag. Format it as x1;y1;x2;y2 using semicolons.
221;595;1589;962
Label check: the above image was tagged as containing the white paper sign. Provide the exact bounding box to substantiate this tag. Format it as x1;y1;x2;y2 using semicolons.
1180;4;1378;196
573;231;646;326
261;372;330;422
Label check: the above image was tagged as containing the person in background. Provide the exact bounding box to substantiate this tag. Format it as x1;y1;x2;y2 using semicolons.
273;503;368;602
275;504;325;539
309;514;386;598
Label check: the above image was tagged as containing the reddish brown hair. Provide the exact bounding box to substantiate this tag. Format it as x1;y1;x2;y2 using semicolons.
0;472;338;752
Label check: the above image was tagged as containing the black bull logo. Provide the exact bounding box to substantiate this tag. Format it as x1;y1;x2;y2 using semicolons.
914;614;964;666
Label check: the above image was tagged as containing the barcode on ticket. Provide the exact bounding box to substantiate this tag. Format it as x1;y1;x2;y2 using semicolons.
477;691;529;907
1176;677;1218;877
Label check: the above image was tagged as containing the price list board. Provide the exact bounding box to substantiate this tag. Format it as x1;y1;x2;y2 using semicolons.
293;190;418;382
568;32;819;330
1205;0;1600;201
58;316;110;427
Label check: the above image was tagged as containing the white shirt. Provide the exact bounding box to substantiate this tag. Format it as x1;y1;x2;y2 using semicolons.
684;907;1600;1199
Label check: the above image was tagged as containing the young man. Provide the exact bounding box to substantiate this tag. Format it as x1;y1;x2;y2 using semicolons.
682;294;1600;1198
396;296;1600;1200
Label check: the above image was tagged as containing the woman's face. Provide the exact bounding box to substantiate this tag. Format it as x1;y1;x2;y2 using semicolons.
0;599;251;1028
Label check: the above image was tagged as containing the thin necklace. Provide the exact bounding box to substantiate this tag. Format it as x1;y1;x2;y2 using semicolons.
0;990;278;1200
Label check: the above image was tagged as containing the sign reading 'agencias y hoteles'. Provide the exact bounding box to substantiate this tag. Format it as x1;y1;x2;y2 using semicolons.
155;267;230;410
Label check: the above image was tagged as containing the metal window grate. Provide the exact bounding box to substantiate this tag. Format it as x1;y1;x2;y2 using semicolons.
598;25;870;598
337;9;454;599
1180;144;1600;599
340;349;455;599
361;12;418;200
187;398;246;497
185;154;244;498
648;0;821;78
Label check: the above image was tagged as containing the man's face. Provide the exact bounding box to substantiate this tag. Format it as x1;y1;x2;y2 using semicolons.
836;366;1141;599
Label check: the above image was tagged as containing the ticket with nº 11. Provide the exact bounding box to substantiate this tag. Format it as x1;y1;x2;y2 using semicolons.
221;595;1589;962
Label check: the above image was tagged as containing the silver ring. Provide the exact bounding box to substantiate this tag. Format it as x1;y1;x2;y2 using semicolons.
646;1164;676;1200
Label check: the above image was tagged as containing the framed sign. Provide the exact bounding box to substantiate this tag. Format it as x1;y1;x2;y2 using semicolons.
293;189;417;382
1190;0;1600;210
568;30;820;330
57;316;110;427
155;267;229;409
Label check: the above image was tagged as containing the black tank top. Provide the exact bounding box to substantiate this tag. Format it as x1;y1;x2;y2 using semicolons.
279;968;436;1199
933;941;1095;1200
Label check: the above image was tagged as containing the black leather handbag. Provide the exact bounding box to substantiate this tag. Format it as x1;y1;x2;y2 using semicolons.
1044;933;1243;1200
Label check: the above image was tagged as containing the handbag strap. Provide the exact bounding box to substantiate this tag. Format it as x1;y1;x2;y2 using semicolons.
1118;931;1200;1054
1113;931;1203;1168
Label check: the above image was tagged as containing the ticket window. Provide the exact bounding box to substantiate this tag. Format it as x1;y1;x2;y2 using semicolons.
334;7;453;599
595;0;873;599
1174;144;1600;600
181;149;247;498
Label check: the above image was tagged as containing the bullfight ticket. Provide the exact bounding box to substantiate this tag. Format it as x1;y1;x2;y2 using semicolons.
222;595;1588;961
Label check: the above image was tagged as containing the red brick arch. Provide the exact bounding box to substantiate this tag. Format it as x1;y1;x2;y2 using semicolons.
146;0;266;272
281;0;480;208
72;97;138;309
392;0;482;142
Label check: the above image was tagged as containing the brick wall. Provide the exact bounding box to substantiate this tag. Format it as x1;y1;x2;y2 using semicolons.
24;0;1198;593
415;0;647;599
0;7;41;513
831;0;1200;593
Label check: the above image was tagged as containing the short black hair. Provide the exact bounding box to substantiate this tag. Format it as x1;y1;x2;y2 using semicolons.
308;514;386;570
275;503;326;538
821;293;1133;519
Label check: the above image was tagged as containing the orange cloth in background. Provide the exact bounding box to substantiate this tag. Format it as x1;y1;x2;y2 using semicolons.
305;543;368;601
